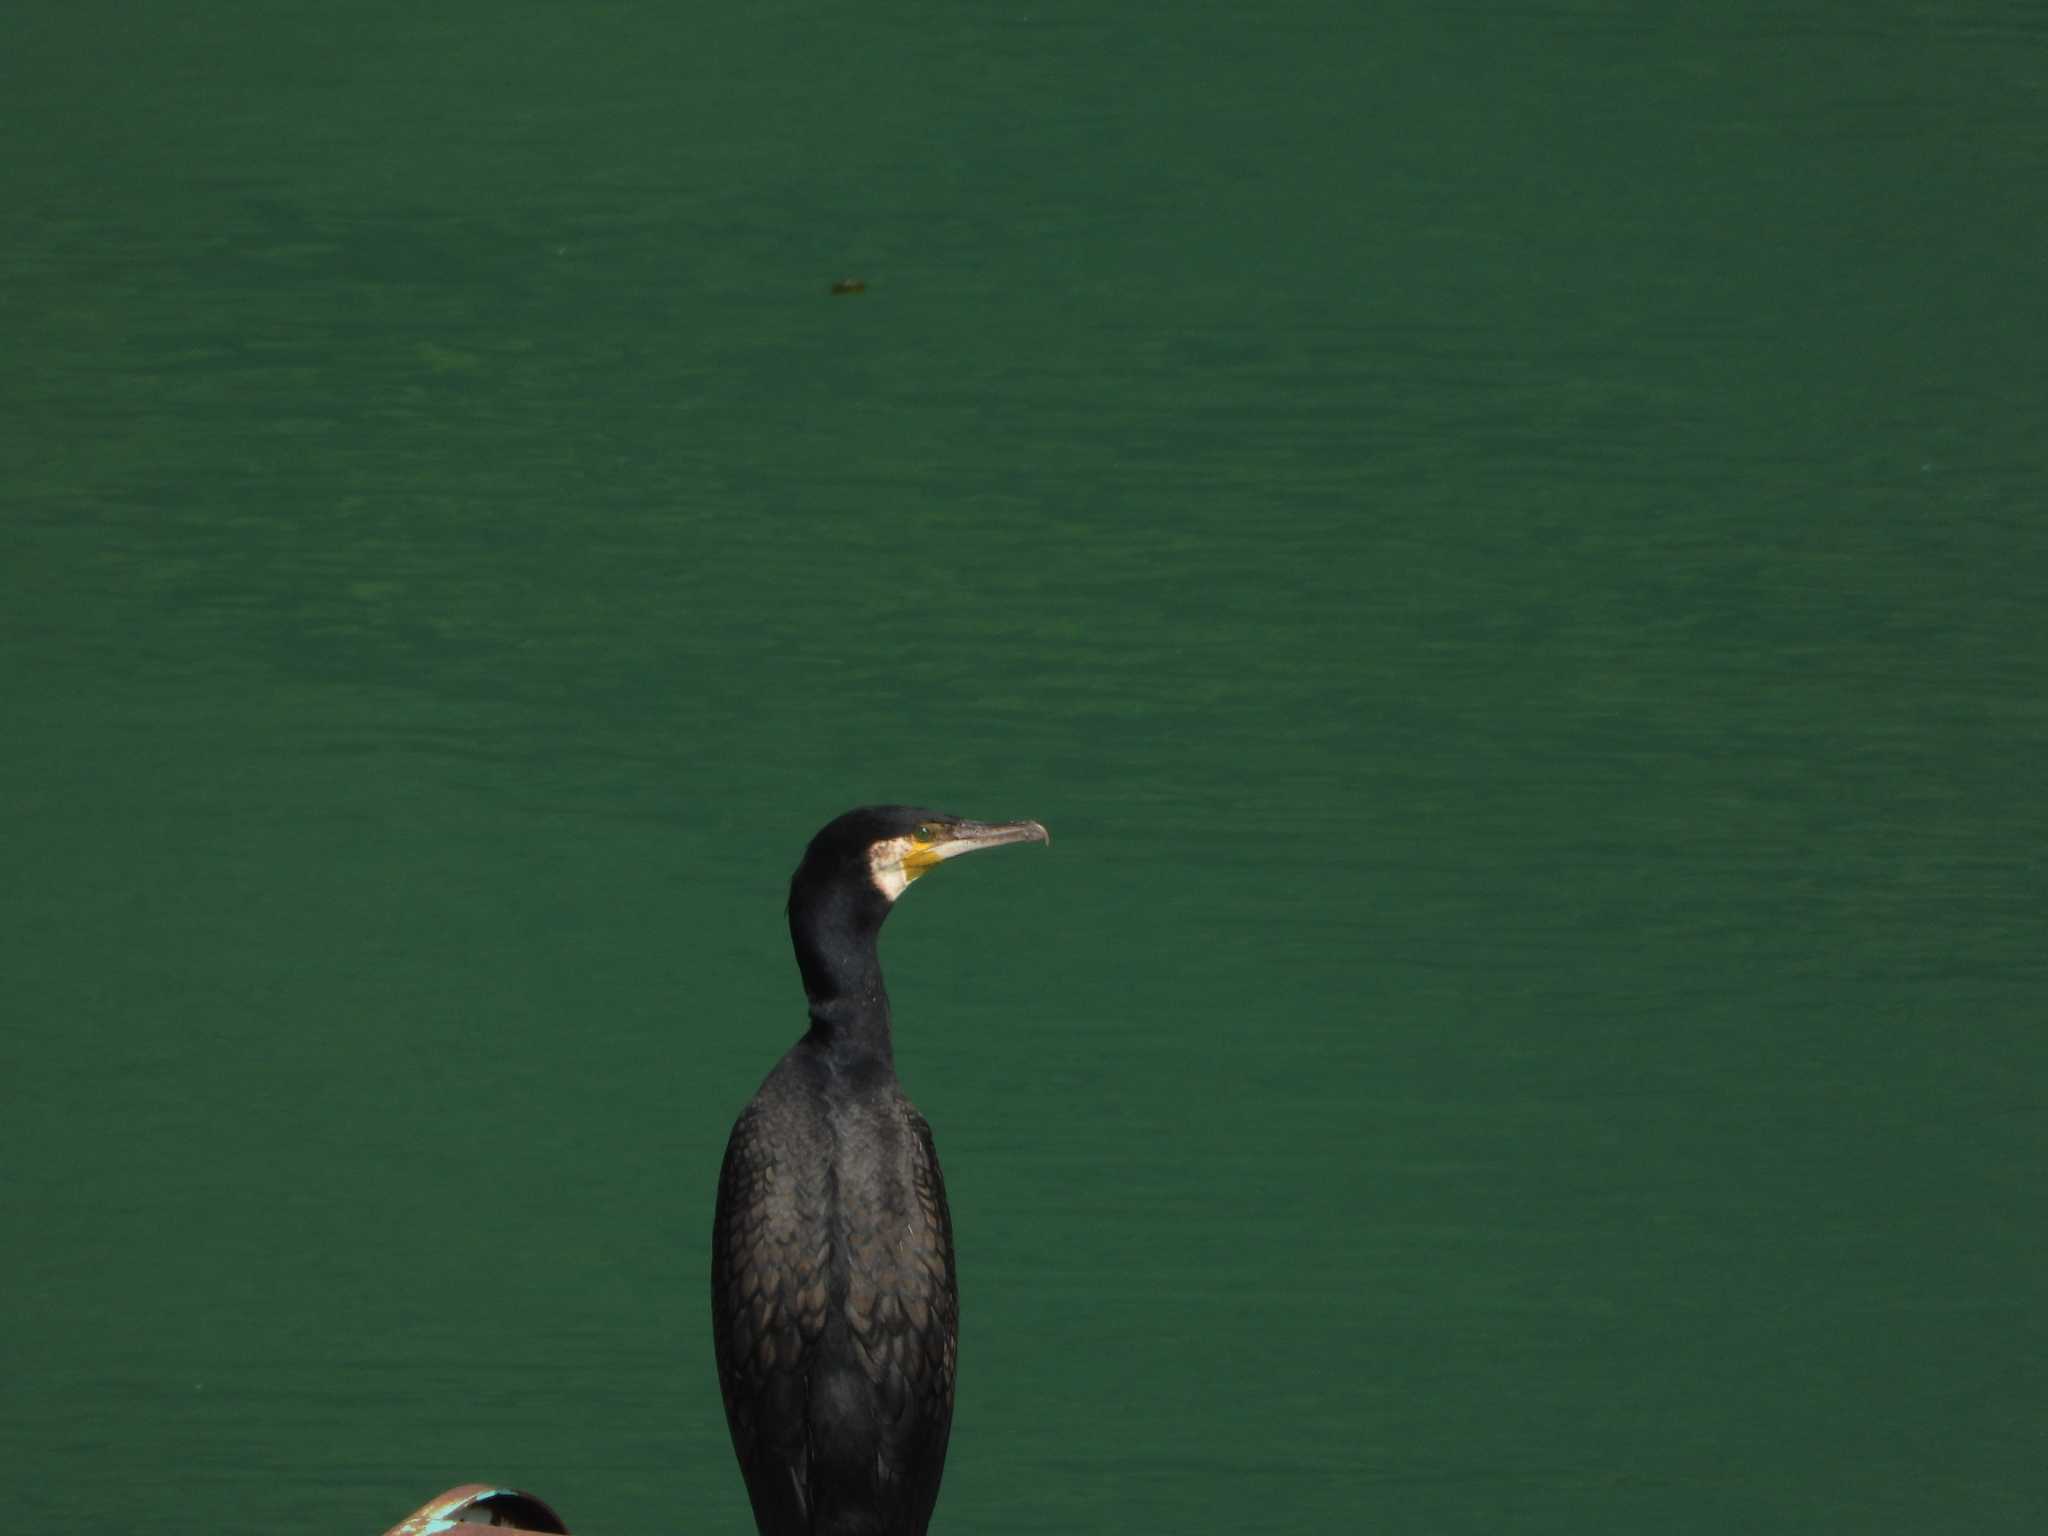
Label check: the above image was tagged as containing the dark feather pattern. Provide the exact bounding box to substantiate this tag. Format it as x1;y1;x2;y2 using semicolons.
712;1056;959;1536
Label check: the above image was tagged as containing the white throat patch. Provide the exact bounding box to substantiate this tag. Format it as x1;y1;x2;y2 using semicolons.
866;834;919;902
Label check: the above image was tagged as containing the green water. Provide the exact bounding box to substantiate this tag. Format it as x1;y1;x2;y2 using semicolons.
5;4;2044;1532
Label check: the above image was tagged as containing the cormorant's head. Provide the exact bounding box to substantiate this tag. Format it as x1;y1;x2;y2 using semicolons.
793;804;1050;908
786;805;1050;1004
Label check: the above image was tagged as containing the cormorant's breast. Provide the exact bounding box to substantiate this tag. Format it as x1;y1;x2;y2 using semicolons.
712;1043;959;1536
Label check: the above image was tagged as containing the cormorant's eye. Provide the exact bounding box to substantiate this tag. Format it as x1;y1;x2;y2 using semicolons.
915;822;942;843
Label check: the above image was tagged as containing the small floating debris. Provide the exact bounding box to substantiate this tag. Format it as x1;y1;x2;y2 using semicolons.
829;277;868;295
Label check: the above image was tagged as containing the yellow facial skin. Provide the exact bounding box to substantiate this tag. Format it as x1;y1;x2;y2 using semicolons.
900;835;945;884
867;834;937;899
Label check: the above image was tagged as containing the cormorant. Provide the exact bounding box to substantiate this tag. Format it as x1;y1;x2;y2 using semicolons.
712;805;1049;1536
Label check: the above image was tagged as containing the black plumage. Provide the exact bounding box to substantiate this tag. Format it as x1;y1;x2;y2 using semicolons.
712;805;1047;1536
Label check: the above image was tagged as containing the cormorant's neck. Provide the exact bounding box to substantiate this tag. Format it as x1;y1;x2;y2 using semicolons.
805;989;894;1068
789;882;896;1068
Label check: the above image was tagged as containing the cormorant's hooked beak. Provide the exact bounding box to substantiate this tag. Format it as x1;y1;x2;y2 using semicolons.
868;817;1049;902
917;819;1050;865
